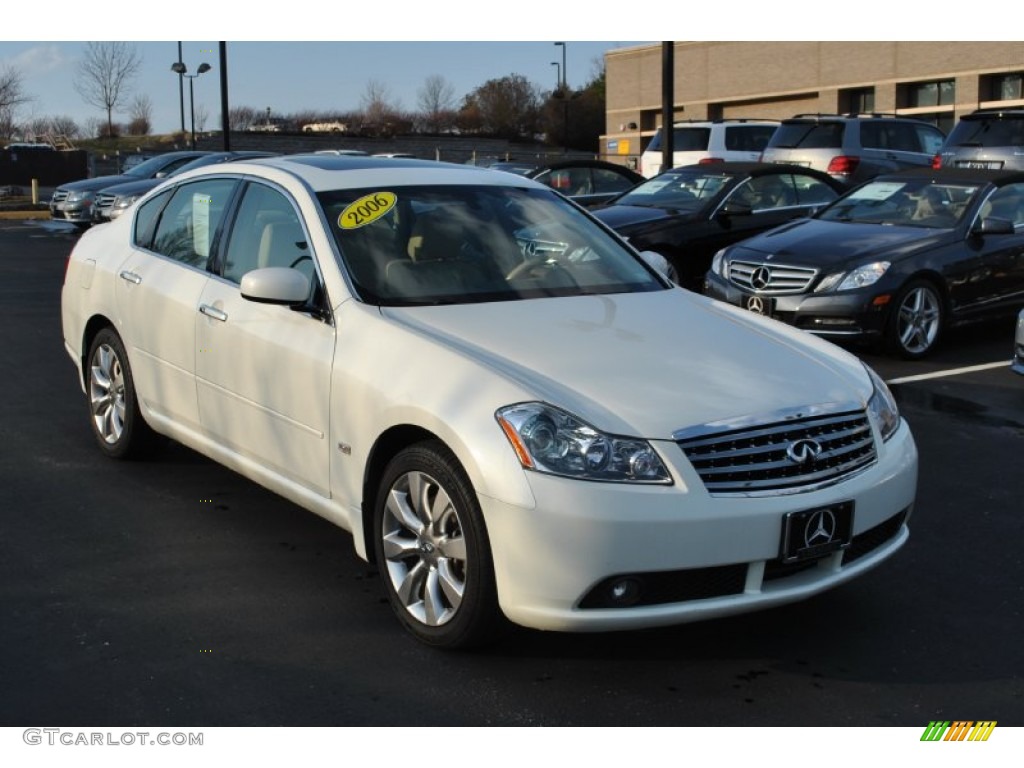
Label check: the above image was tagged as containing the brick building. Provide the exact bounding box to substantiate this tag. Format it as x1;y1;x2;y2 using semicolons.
602;41;1024;167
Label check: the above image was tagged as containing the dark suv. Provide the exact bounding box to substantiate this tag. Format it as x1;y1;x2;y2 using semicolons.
760;113;946;187
933;109;1024;171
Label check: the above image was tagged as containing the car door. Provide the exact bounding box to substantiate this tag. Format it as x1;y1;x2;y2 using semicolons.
114;177;238;430
958;183;1024;313
195;180;335;496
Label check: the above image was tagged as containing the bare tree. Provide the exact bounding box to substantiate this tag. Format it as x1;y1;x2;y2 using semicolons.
73;42;141;139
360;79;398;131
193;103;209;133
128;94;153;135
0;65;30;141
228;106;257;131
50;115;80;139
418;74;457;133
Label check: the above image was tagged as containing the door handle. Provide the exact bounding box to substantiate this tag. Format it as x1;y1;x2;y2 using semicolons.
118;270;142;285
199;304;228;322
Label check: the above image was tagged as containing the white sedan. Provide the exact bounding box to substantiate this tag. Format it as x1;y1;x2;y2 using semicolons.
61;156;918;648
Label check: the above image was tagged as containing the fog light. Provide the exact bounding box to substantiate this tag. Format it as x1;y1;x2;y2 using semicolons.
607;578;642;606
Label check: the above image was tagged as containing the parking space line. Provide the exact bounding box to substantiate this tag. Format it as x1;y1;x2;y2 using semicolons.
887;361;1010;385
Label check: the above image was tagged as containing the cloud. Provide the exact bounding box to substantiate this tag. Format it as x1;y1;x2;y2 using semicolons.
7;45;66;75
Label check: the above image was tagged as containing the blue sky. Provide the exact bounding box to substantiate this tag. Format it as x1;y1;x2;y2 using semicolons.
3;6;967;136
0;39;646;135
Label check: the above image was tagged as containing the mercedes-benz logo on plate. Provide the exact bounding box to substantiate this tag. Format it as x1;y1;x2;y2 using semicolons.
750;266;772;290
746;296;765;314
786;438;822;465
804;508;837;547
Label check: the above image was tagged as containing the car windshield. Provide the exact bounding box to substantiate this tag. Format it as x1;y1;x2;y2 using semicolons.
124;154;182;178
818;179;981;228
317;185;665;306
646;127;711;152
946;115;1024;147
612;169;733;211
769;122;844;149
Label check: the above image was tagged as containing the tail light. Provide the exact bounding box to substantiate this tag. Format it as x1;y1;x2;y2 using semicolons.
931;153;942;169
826;155;860;176
699;157;725;164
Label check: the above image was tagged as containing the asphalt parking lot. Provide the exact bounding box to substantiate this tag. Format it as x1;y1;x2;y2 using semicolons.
1;219;1021;727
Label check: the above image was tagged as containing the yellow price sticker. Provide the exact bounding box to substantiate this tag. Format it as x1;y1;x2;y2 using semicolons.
339;191;397;230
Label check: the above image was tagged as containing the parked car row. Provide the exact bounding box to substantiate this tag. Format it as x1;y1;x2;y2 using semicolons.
638;110;1024;186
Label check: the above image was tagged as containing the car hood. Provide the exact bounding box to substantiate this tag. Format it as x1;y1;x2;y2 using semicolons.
734;218;952;267
382;289;871;439
592;204;693;232
58;175;135;192
99;178;163;197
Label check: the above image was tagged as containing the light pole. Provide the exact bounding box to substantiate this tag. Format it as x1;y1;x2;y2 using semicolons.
550;61;561;91
170;61;211;150
554;41;568;152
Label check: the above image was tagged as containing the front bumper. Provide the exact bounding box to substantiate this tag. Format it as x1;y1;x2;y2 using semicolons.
482;420;917;632
50;200;94;223
704;271;890;341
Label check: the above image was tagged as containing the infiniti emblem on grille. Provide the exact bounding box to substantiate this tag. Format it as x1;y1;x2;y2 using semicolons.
786;438;822;465
750;266;772;290
804;509;837;547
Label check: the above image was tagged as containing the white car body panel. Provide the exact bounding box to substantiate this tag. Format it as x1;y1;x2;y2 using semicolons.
60;157;919;635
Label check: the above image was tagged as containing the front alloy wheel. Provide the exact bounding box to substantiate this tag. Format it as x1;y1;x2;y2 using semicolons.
890;280;943;359
374;441;500;648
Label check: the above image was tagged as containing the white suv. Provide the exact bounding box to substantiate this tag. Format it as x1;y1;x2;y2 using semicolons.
640;119;779;177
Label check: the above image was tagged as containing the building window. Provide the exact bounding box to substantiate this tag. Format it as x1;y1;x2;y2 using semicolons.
841;87;875;114
900;80;956;108
982;72;1024;102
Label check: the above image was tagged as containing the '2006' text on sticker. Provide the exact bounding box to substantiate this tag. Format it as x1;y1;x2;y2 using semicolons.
339;192;397;230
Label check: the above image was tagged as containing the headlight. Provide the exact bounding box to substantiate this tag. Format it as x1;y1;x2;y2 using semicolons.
710;248;728;276
496;403;672;484
113;195;139;209
864;364;900;441
817;261;890;292
66;190;95;203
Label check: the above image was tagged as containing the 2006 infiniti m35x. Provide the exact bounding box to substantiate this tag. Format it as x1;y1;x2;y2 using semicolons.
61;155;918;648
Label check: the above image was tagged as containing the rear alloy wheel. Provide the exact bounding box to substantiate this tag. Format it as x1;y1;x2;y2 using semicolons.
888;279;944;359
86;328;157;459
374;441;501;649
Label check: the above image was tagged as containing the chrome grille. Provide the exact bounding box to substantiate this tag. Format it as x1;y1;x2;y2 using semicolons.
727;260;817;294
95;192;117;211
677;409;876;496
51;189;69;204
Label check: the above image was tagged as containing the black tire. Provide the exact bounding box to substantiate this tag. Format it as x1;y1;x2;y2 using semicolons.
85;328;159;459
885;278;945;359
373;440;502;649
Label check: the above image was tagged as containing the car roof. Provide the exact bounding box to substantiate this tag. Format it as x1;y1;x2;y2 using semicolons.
528;158;642;175
870;167;1024;186
192;154;547;192
664;160;841;180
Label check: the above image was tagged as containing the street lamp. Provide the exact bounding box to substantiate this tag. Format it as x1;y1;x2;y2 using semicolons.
550;61;561;92
170;61;211;150
553;41;567;89
554;42;568;153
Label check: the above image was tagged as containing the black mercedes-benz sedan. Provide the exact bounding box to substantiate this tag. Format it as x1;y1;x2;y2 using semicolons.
705;169;1024;358
592;162;845;290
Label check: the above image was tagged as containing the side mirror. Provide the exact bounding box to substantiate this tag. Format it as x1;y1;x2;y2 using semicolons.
638;250;677;283
154;171;168;178
973;217;1016;236
719;200;752;217
240;267;310;306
